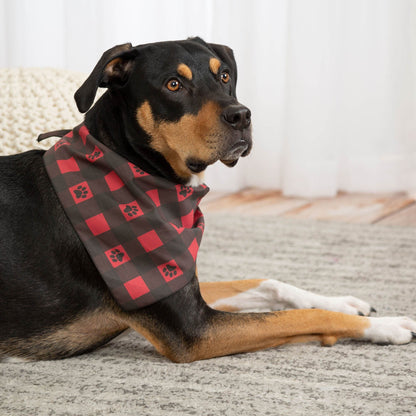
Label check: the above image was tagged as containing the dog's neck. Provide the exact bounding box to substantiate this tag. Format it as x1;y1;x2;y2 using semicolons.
83;92;194;185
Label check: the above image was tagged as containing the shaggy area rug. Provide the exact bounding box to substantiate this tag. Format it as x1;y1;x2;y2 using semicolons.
1;215;415;416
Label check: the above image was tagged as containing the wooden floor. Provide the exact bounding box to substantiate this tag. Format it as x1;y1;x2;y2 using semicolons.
200;188;416;226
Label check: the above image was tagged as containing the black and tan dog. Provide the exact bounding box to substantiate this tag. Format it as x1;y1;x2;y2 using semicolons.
1;38;415;362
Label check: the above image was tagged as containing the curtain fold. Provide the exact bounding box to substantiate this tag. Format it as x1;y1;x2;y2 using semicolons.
1;0;415;196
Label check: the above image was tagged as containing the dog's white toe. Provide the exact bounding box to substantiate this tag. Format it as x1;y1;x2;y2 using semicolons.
317;295;373;316
287;291;374;316
364;316;416;344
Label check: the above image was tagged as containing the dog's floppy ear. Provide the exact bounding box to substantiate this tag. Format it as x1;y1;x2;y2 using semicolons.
208;43;238;86
74;43;139;113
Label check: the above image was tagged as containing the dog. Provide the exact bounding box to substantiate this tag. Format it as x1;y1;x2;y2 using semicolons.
1;37;415;362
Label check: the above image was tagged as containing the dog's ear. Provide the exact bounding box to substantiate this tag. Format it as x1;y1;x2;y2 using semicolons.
207;43;238;85
74;43;139;113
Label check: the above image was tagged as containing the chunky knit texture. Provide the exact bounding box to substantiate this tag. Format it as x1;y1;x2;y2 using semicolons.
0;68;86;155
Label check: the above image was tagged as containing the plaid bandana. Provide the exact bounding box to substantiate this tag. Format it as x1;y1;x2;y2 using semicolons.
43;124;209;310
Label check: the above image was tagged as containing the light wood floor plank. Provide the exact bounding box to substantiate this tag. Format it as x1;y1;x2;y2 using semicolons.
201;188;308;216
282;193;414;224
202;188;416;226
376;202;416;226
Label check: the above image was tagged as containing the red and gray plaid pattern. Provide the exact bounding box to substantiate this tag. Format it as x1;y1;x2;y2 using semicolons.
43;124;209;310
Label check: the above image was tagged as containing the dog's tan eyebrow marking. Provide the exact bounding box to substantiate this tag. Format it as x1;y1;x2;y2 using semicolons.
177;63;193;80
209;58;221;75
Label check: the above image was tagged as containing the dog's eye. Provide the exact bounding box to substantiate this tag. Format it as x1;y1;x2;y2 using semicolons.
220;71;230;84
166;79;182;92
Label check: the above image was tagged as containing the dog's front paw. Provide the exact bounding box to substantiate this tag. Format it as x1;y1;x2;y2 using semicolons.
265;281;375;316
314;295;374;316
364;316;416;344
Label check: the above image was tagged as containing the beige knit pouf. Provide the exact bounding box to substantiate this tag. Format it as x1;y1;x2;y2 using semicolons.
0;68;88;155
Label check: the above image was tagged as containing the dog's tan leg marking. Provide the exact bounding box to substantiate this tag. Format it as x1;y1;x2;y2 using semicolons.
129;307;416;362
199;279;266;311
189;309;370;362
128;308;370;363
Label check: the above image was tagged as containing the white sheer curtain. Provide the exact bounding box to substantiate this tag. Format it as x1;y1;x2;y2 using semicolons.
1;0;415;197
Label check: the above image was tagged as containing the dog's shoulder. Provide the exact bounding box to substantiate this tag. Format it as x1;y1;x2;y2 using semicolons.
0;149;49;199
0;149;61;220
0;149;45;173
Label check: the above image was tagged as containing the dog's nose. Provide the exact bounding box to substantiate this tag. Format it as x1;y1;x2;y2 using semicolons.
222;105;251;130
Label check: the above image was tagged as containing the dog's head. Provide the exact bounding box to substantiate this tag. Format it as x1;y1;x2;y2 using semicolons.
74;38;252;181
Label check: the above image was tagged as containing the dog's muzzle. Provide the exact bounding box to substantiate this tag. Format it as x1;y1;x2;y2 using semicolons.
220;104;252;167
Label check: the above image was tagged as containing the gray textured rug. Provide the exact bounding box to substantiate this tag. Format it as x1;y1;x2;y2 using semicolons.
1;215;415;416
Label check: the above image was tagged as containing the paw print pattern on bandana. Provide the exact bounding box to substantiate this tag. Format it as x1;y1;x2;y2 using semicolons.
179;186;192;198
119;202;144;222
54;138;70;151
176;184;194;202
86;146;104;162
74;186;89;199
110;249;124;263
163;264;177;278
158;260;183;282
128;162;149;178
124;205;139;216
69;181;93;204
105;245;130;268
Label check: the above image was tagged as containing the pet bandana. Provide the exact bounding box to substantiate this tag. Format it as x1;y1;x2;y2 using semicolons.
43;124;209;310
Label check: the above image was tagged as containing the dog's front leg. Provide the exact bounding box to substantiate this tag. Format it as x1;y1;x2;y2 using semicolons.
190;309;416;362
200;279;373;315
125;279;416;363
